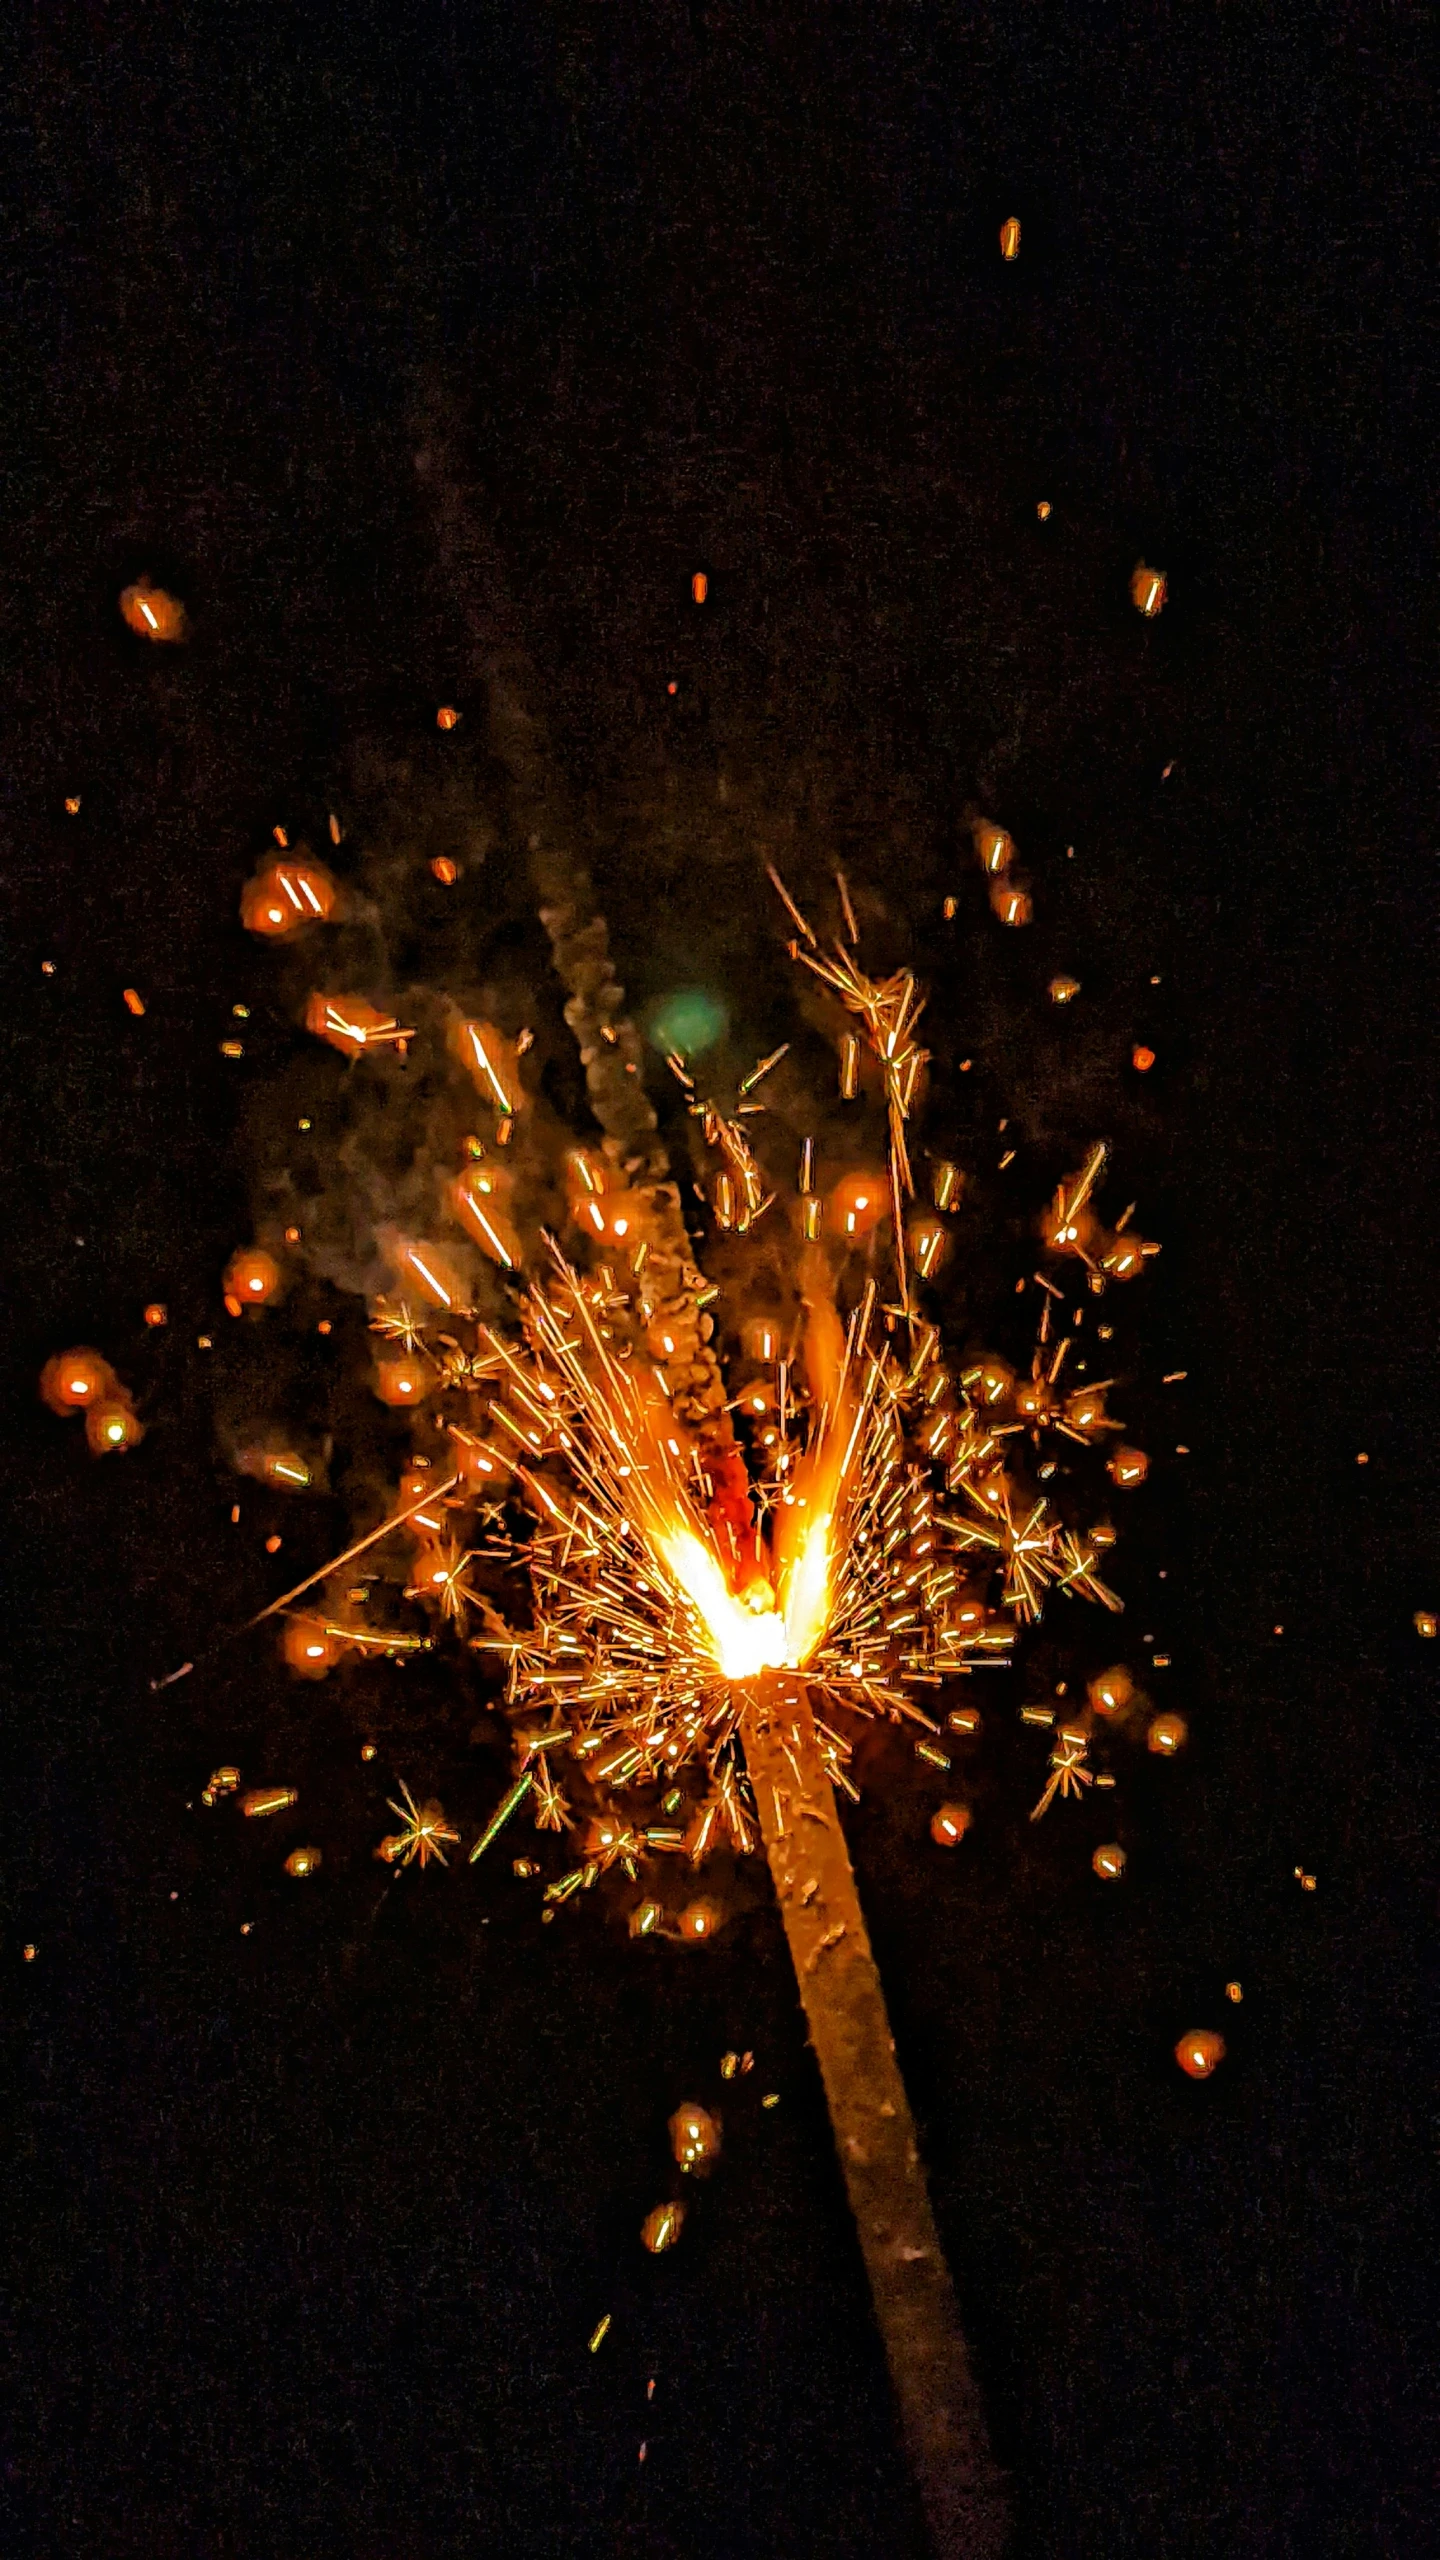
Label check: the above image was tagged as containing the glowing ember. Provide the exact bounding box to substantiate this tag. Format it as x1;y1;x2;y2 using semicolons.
41;1348;114;1413
225;1248;282;1307
87;1400;143;1455
640;2201;685;2253
451;1016;524;1115
241;859;337;937
119;578;186;641
931;1803;971;1847
1147;1711;1188;1755
306;993;413;1057
668;2100;722;2172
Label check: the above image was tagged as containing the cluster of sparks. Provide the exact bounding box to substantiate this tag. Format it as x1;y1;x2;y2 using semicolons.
233;866;1163;1894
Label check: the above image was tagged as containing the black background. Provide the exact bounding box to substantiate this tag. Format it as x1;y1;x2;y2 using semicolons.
3;7;1435;2555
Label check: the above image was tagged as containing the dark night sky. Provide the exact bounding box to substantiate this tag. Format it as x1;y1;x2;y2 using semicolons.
3;7;1435;2557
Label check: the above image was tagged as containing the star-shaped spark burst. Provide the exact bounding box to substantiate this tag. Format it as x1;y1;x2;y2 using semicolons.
379;1780;461;1868
943;1471;1060;1623
405;1538;485;1632
531;1752;574;1832
1030;1730;1094;1821
368;1298;433;1356
1017;1282;1124;1454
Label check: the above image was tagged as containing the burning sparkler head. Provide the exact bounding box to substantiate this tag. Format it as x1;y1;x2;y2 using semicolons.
655;1524;792;1678
177;846;1167;1900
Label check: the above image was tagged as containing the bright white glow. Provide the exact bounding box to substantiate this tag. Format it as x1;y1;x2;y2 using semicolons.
657;1527;790;1680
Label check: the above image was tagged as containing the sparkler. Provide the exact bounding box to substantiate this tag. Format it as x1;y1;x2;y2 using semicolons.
17;450;1193;2542
190;757;1170;2552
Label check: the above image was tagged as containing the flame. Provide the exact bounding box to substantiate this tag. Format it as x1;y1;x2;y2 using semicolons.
772;1268;855;1667
777;1505;838;1669
641;1269;852;1679
654;1525;791;1680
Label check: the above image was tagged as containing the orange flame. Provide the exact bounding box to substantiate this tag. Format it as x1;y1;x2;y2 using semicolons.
651;1523;791;1680
623;1262;855;1680
770;1270;856;1668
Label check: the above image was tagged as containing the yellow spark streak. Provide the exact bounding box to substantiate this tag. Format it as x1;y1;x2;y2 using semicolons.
740;1043;790;1095
465;1022;517;1113
405;1249;453;1308
765;862;817;947
245;1475;461;1626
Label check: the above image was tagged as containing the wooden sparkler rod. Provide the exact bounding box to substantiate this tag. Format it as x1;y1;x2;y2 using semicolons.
742;1675;1010;2560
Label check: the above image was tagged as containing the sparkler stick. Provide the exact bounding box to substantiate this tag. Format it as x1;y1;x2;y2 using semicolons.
399;435;1156;2544
743;1674;1009;2560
